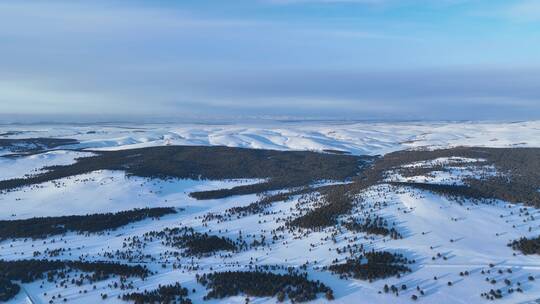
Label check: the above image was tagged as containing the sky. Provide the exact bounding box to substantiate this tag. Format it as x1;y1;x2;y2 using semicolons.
1;0;539;122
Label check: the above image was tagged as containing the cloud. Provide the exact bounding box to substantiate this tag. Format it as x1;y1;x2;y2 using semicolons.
0;0;539;121
0;80;120;114
183;67;540;100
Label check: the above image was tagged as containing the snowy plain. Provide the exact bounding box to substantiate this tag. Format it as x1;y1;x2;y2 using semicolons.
1;121;540;304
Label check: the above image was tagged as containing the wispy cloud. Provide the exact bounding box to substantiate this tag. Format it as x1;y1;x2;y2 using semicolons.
0;2;262;36
505;0;540;22
264;0;385;4
263;0;475;7
310;29;424;41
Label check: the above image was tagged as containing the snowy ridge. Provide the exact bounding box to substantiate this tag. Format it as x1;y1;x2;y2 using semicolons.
1;121;540;155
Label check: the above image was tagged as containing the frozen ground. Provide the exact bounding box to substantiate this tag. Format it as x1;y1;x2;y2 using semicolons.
2;176;540;303
0;170;262;220
0;150;94;182
1;121;540;303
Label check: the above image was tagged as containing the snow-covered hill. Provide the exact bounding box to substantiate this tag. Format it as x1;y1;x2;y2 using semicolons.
2;120;540;156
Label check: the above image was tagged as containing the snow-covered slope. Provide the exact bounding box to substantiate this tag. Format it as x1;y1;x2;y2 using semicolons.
0;150;94;181
2;178;540;303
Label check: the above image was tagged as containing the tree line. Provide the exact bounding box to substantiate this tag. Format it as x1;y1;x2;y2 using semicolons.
0;207;176;240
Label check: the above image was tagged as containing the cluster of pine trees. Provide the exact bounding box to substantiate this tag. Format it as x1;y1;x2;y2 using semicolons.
145;227;237;256
0;278;20;302
197;270;334;302
122;283;192;304
344;216;402;239
289;184;356;229
328;251;412;281
509;236;540;255
0;259;148;301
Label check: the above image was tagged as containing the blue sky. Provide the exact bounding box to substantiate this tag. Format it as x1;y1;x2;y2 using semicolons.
1;0;539;121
